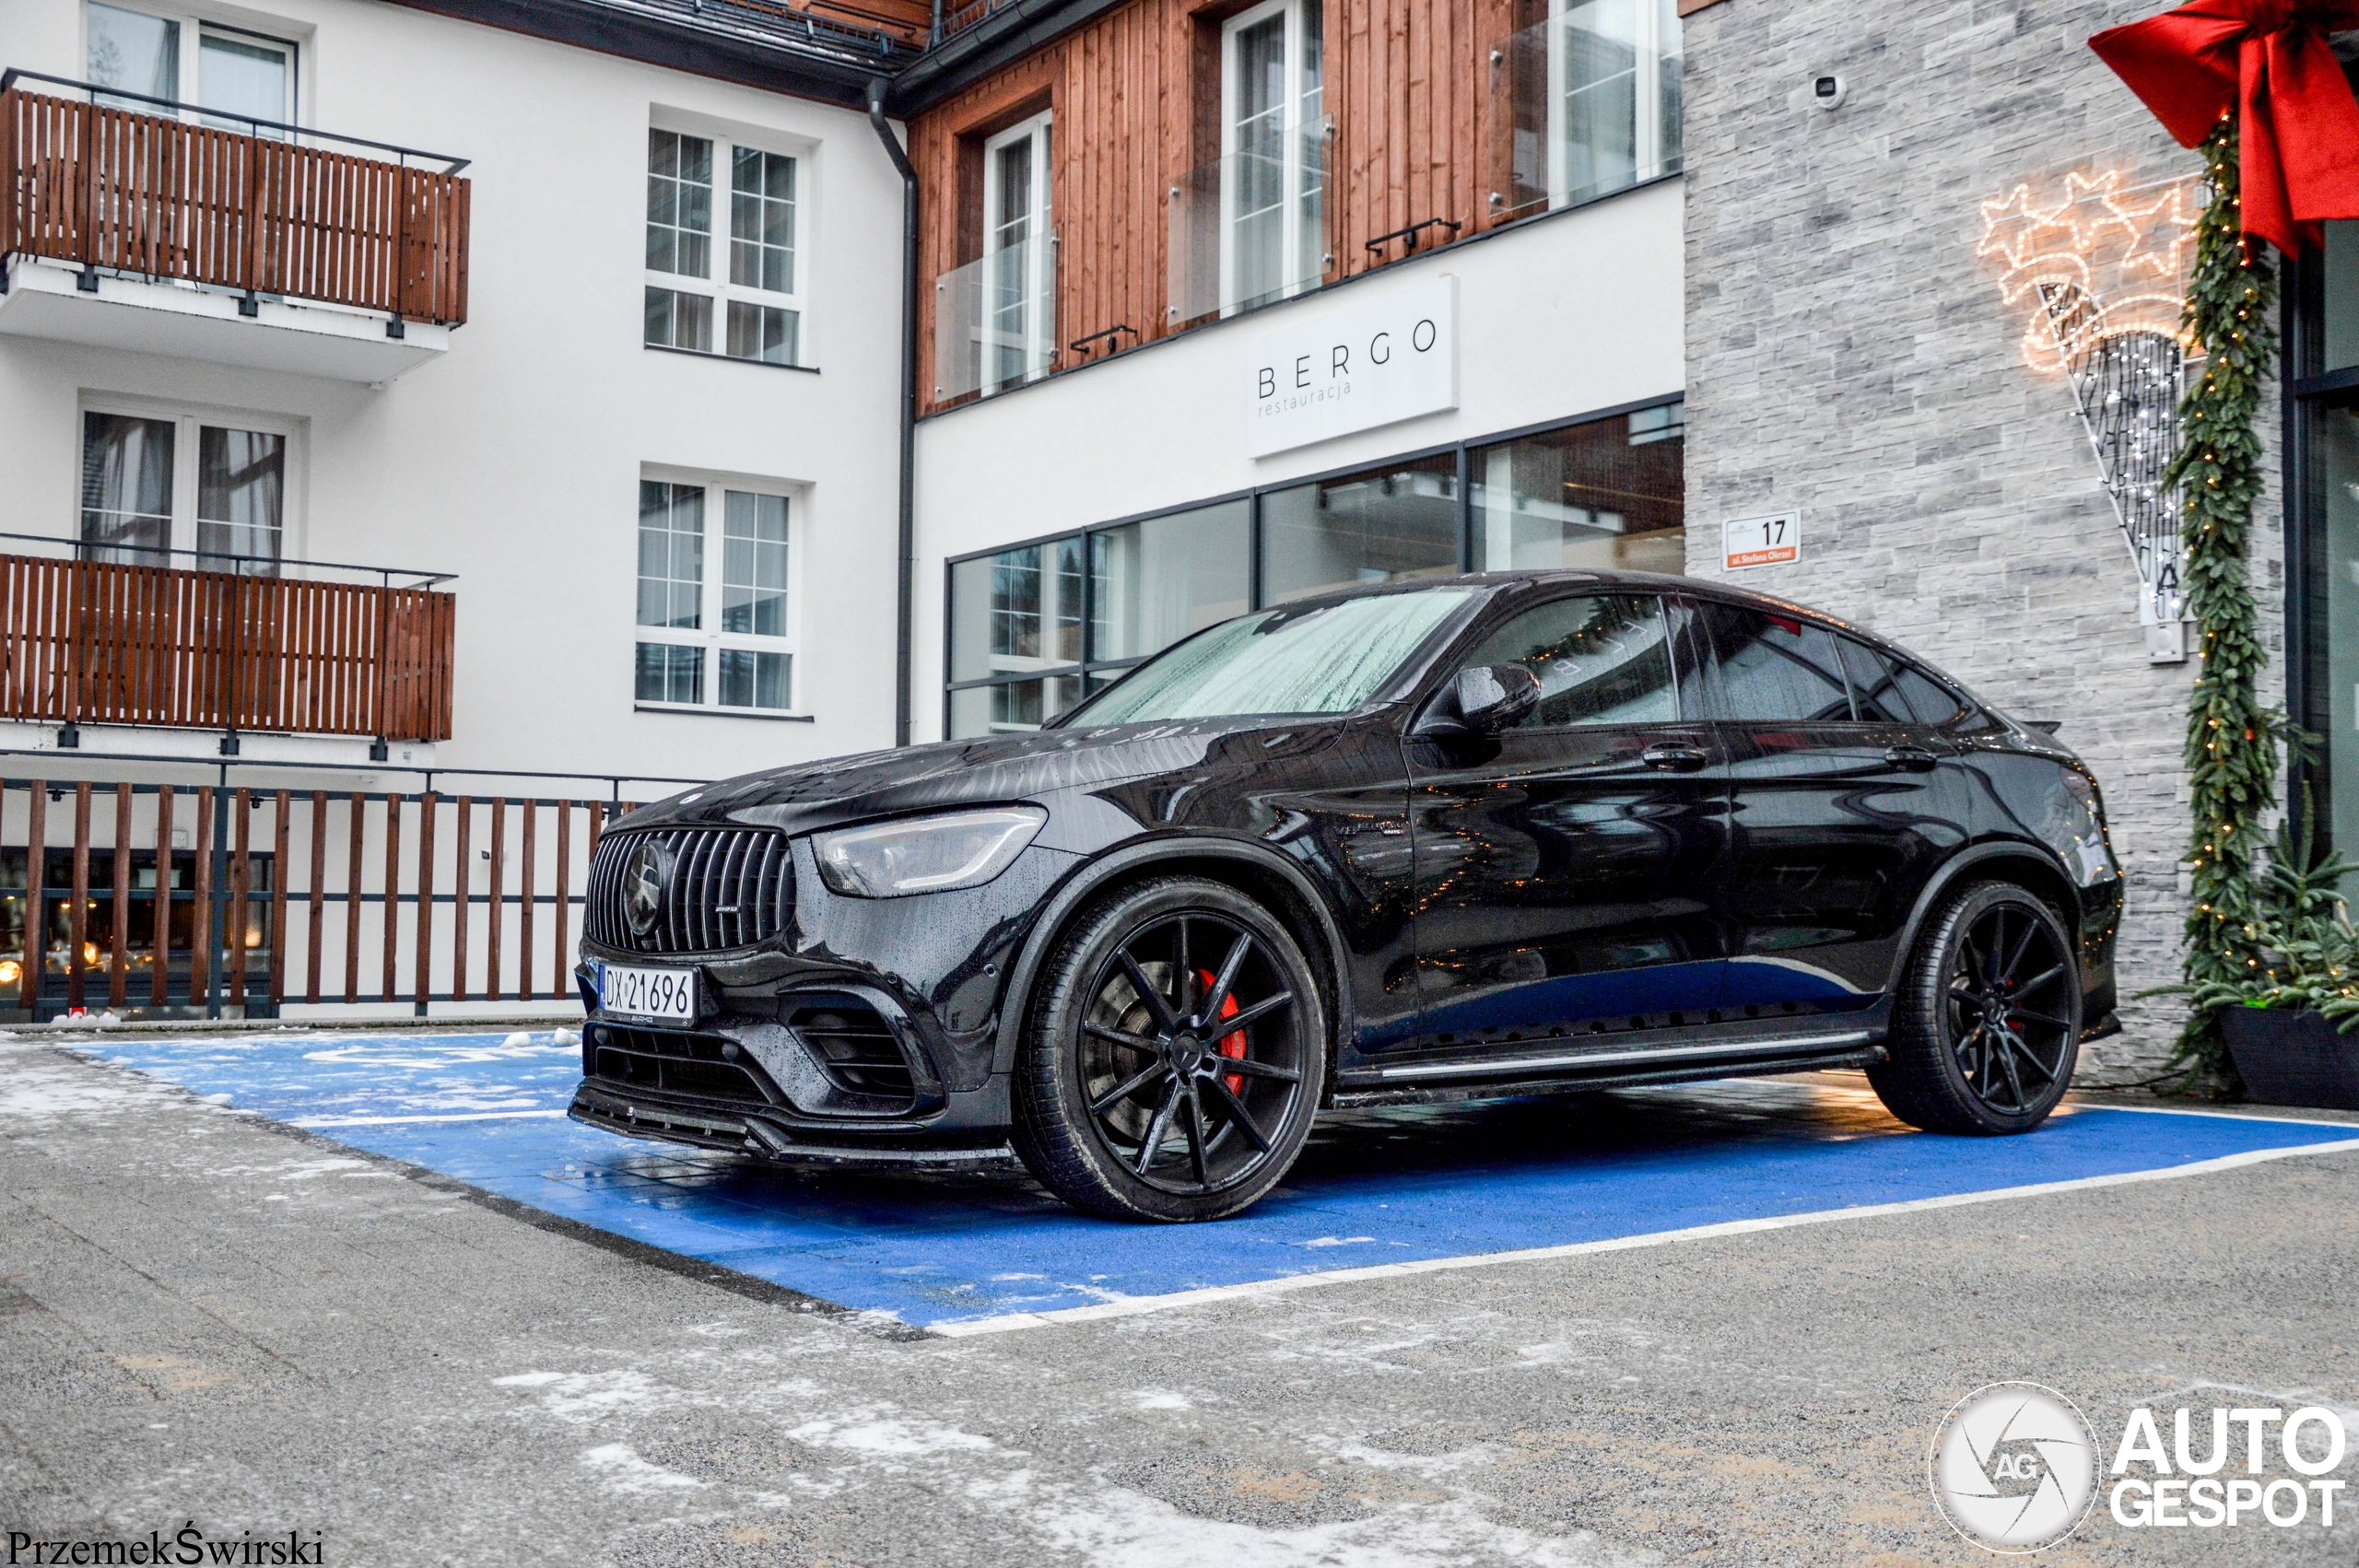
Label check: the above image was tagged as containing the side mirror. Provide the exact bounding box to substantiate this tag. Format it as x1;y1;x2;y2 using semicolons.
1414;663;1542;739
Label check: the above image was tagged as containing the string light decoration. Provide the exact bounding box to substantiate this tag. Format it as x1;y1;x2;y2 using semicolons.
1978;170;2201;630
2170;118;2282;1086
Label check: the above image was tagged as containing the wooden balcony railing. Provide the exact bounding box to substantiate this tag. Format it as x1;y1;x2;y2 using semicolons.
0;72;469;325
0;552;456;743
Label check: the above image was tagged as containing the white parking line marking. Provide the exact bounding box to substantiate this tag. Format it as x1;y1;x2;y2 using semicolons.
293;1110;571;1128
2080;1103;2359;1128
928;1134;2359;1337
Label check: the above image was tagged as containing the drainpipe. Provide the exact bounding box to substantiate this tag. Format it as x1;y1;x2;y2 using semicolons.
868;76;919;748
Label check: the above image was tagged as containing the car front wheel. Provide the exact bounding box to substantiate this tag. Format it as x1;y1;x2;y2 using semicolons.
1868;880;2082;1135
1011;876;1324;1222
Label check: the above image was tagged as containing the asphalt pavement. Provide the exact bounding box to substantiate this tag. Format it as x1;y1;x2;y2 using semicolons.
2;1026;2354;1566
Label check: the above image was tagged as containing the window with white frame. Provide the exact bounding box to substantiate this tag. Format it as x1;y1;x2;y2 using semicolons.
80;402;295;574
634;478;797;713
1222;0;1324;314
644;126;804;368
1547;0;1681;205
85;0;299;128
980;111;1053;394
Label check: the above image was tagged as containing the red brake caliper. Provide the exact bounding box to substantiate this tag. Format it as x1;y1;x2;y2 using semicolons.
1195;969;1247;1095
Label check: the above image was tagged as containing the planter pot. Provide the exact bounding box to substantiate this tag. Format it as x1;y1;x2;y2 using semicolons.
2218;1006;2359;1111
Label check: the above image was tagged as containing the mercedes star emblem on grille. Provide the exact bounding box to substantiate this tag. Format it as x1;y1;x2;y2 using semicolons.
622;839;670;938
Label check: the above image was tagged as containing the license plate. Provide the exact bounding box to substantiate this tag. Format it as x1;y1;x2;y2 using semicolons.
597;962;698;1023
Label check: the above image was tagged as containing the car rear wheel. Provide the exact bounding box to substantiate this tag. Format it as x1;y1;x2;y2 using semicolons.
1868;881;2082;1135
1011;876;1324;1222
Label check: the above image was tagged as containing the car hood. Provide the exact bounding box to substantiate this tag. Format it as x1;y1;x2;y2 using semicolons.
612;718;1341;838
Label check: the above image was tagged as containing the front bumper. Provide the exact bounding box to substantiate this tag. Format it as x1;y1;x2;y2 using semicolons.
591;834;1074;1059
570;1000;1017;1154
569;1079;1015;1166
572;835;1081;1156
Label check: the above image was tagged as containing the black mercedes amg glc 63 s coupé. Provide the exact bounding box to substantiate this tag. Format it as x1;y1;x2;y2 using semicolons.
571;572;2121;1221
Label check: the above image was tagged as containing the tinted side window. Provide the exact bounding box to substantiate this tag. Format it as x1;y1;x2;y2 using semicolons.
1458;594;1679;729
1704;605;1852;721
1837;637;1912;723
1892;662;1965;725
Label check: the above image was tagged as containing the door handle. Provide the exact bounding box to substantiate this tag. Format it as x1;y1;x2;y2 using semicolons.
1641;743;1710;772
1884;745;1941;772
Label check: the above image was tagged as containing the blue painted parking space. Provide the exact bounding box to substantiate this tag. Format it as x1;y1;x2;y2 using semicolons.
86;1029;2359;1330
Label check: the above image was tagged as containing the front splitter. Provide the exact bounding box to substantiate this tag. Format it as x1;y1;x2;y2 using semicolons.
569;1082;1017;1169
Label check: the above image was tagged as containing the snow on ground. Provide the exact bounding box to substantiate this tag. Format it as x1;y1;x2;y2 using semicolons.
0;1034;193;1123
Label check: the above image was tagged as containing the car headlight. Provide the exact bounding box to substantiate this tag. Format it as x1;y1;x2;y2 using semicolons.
813;806;1047;898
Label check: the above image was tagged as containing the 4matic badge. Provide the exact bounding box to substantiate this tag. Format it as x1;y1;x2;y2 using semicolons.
1928;1382;2099;1552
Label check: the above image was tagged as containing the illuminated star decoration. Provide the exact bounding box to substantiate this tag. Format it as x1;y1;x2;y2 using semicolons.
1977;169;2200;373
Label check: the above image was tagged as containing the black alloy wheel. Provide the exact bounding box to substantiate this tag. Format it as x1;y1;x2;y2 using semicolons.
1868;881;2082;1135
1012;876;1324;1221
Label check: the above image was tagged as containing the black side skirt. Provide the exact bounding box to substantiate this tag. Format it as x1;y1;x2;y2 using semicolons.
1328;1044;1889;1109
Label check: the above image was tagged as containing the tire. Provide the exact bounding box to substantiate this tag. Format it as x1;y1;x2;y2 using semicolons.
1867;881;2083;1135
1010;876;1326;1222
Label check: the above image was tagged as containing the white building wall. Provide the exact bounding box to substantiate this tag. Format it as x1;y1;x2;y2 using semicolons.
909;177;1686;741
0;0;910;784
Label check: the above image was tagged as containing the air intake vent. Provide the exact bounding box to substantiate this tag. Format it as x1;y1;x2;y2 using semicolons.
586;1024;780;1107
786;999;915;1103
587;828;792;954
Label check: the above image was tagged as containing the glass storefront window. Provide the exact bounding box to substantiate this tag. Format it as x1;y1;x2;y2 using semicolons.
2325;222;2357;375
1469;402;1684;574
943;402;1685;738
950;674;1086;737
1090;501;1252;663
948;538;1084;685
2306;182;2359;867
2322;404;2359;863
946;503;1253;737
1261;453;1461;603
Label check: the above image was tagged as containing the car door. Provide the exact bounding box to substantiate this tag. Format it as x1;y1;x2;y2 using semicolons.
1402;591;1732;1052
1692;601;1967;1012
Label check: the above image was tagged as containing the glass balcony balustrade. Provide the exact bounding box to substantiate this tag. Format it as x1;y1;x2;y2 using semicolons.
1486;0;1682;227
932;228;1056;404
1167;120;1330;330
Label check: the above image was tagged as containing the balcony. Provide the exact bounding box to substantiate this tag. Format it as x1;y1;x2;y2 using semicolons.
932;228;1056;404
1485;2;1682;227
0;536;456;749
1168;122;1330;329
0;71;470;382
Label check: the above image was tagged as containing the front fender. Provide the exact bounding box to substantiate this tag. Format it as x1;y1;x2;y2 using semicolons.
985;834;1356;1082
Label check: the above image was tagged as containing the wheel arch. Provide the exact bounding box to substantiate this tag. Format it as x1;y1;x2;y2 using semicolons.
1883;839;2084;995
989;837;1354;1094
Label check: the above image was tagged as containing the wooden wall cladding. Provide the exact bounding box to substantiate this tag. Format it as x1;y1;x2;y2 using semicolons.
910;0;1529;415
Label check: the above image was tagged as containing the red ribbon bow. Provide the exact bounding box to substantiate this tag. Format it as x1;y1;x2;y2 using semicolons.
2090;0;2359;254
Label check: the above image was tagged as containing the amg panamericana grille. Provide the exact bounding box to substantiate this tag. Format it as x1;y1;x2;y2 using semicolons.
586;827;792;954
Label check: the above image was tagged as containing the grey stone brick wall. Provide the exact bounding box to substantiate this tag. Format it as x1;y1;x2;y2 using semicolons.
1678;0;2287;1082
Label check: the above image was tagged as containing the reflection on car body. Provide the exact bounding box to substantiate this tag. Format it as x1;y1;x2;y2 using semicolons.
571;571;2123;1222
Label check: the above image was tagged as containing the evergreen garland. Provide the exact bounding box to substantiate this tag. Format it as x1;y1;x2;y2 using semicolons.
2169;116;2282;1082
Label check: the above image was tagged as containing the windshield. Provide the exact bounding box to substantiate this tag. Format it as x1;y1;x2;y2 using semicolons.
1065;589;1479;726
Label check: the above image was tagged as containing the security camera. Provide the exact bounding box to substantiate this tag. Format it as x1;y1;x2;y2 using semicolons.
1812;74;1847;111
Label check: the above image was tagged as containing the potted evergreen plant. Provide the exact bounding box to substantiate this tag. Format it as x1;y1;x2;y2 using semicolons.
2197;805;2359;1111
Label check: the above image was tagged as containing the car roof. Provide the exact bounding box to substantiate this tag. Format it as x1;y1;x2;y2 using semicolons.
1291;568;1888;649
1273;569;2004;718
1071;568;2029;744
